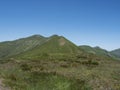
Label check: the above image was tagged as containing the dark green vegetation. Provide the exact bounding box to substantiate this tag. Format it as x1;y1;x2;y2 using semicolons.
0;35;120;90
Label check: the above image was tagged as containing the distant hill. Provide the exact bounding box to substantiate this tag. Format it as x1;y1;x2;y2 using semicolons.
79;45;114;58
111;49;120;58
0;35;47;59
79;45;96;54
0;34;119;60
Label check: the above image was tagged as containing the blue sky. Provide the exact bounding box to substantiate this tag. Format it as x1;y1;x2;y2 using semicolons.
0;0;120;50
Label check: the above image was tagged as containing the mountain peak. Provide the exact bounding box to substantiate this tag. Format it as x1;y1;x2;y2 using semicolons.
29;34;45;38
94;46;101;49
50;34;59;38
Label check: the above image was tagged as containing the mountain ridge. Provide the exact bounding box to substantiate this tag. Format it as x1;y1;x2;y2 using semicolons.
12;35;82;60
111;48;120;58
0;35;47;59
0;34;119;60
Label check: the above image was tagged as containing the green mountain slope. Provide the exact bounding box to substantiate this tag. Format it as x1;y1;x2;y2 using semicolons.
14;35;82;60
0;34;118;60
111;48;120;58
79;45;113;58
0;35;47;59
79;45;96;54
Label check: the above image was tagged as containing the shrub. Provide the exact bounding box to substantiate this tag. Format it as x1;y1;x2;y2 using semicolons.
9;74;17;81
91;61;99;65
20;63;32;71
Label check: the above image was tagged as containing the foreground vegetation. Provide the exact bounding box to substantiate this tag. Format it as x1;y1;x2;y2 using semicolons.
0;54;120;90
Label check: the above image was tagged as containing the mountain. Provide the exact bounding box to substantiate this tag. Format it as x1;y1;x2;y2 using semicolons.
13;35;82;60
94;46;112;57
0;35;47;59
0;34;118;60
79;45;114;58
79;45;96;54
111;48;120;58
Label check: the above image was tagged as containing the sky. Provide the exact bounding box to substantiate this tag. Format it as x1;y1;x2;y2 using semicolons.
0;0;120;51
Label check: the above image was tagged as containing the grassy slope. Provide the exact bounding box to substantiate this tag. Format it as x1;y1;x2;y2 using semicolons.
0;35;47;59
111;48;120;58
79;45;114;58
13;35;82;60
0;55;120;90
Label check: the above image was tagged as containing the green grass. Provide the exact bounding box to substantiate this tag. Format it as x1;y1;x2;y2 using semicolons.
0;57;120;90
0;63;91;90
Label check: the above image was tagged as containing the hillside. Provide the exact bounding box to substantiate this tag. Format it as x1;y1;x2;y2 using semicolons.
0;35;47;59
0;35;120;90
13;35;82;60
111;48;120;58
0;34;117;60
79;45;114;58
